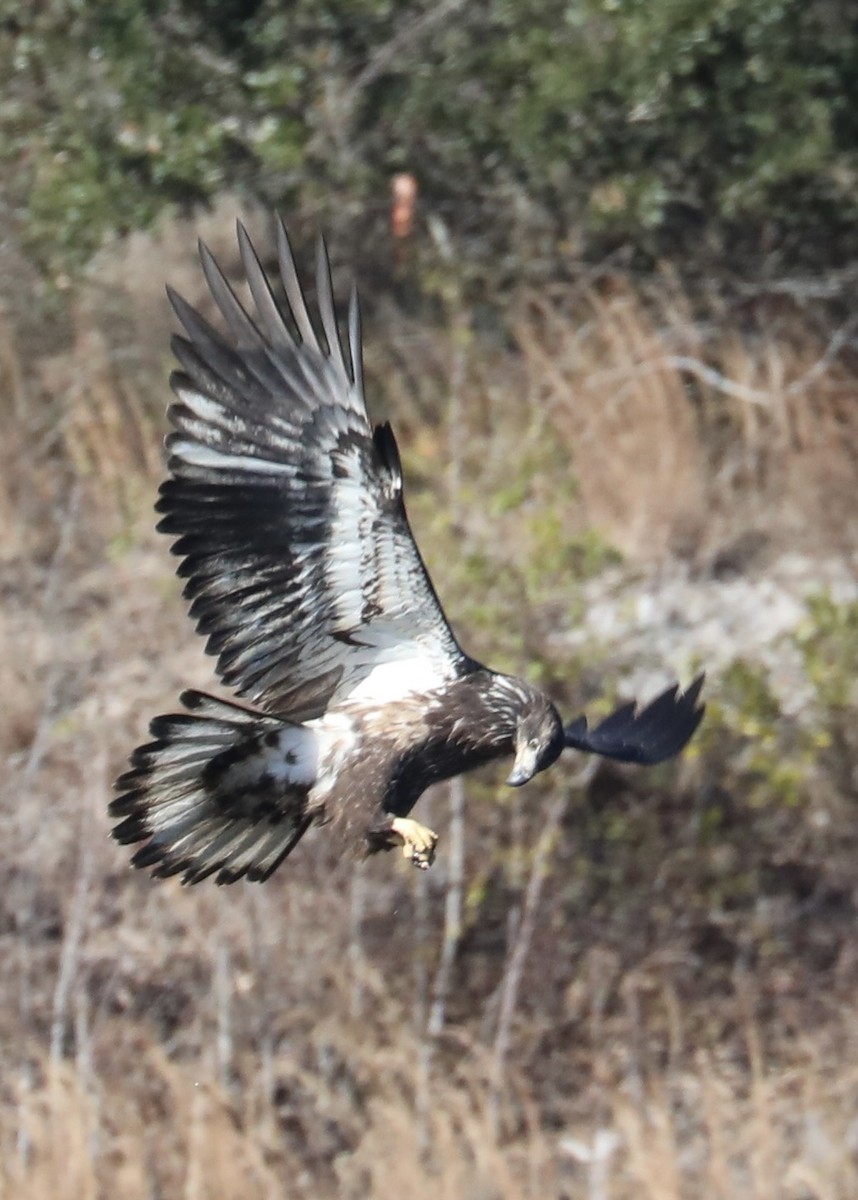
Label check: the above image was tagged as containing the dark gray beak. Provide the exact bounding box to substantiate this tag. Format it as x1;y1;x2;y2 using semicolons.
506;746;539;787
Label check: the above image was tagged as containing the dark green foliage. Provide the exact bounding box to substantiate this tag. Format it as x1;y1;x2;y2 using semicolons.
2;0;857;281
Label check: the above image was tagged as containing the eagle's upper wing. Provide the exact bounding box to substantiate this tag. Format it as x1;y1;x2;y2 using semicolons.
156;219;468;719
564;675;705;765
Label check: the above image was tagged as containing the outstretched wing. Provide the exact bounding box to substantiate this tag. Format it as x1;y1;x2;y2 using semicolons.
157;219;468;719
564;675;705;765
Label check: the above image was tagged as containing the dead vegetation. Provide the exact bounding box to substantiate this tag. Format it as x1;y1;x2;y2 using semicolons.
4;216;858;1197
518;276;858;564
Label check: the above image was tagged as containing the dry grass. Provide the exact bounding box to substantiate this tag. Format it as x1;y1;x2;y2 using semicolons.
519;282;708;561
4;214;858;1197
518;277;858;563
7;843;858;1200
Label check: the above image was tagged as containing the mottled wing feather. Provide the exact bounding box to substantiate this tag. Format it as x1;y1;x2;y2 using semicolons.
111;690;315;885
564;675;705;765
157;221;465;719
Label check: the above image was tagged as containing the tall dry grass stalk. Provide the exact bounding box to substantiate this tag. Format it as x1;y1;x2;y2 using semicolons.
518;283;708;560
519;280;858;561
7;1006;858;1199
36;309;160;506
611;1032;858;1200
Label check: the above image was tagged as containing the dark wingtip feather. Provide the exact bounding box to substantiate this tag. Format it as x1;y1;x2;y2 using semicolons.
235;219;295;352
564;674;705;765
315;234;348;381
348;282;363;393
275;213;320;351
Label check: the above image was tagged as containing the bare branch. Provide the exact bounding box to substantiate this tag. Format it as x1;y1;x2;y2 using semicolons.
489;763;597;1128
348;0;469;102
428;776;466;1038
50;800;96;1064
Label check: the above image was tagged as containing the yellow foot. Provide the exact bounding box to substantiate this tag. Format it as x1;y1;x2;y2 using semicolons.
390;817;438;870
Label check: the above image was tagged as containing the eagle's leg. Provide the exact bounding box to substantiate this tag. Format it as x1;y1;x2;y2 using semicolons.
365;813;438;870
392;816;438;869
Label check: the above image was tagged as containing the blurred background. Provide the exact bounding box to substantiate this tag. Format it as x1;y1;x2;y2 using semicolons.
3;3;858;1197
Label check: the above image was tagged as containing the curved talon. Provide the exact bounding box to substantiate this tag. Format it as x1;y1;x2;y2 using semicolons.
391;816;438;869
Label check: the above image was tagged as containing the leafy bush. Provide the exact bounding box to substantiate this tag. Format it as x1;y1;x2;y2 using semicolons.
3;0;857;283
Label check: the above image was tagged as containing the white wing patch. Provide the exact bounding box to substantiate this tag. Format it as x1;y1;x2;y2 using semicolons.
343;651;451;705
175;390;228;425
171;441;297;475
327;450;374;629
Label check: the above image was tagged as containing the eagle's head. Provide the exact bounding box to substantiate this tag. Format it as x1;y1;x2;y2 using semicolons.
504;686;565;787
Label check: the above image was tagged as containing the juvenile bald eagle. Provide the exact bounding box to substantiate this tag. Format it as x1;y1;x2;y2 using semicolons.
111;220;704;884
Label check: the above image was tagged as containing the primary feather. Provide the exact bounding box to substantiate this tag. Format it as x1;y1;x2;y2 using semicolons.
159;218;465;721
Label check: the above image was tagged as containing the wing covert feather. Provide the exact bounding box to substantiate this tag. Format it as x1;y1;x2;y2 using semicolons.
158;223;466;718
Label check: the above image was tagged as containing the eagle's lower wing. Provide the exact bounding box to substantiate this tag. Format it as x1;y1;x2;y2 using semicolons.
157;220;467;719
564;675;705;765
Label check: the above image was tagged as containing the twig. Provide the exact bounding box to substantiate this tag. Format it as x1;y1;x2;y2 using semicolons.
663;356;774;406
75;985;102;1164
214;940;233;1092
489;789;567;1122
781;319;857;396
428;776;466;1038
348;860;367;1020
667;319;855;404
50;821;95;1064
347;0;469;101
16;1060;34;1169
21;482;82;782
489;764;596;1129
153;13;238;78
576;354;773;407
737;269;858;302
414;790;433;1157
417;778;467;1160
574;319;856;409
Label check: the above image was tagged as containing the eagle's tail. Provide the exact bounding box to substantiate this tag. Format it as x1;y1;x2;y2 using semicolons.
110;691;313;885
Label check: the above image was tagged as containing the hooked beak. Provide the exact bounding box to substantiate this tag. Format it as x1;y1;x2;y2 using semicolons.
506;745;539;788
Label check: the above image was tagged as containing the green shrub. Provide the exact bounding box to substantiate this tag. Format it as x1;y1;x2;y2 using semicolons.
3;0;857;282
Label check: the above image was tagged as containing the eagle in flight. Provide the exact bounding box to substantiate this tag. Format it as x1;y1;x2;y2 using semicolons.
111;219;704;884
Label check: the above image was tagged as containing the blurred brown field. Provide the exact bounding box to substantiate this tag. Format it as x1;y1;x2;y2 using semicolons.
4;207;858;1199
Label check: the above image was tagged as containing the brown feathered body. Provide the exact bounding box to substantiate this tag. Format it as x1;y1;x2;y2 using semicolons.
113;672;557;883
